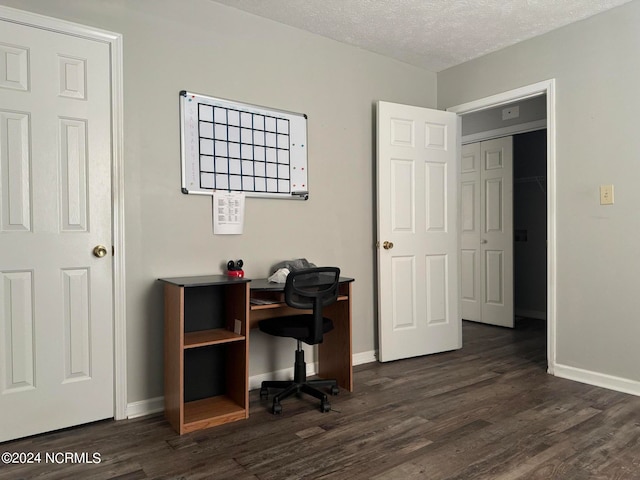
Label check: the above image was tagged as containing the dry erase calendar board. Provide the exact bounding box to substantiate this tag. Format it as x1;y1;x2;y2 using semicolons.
180;91;309;199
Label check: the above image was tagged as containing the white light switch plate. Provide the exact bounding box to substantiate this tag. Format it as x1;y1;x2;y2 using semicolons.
600;184;614;205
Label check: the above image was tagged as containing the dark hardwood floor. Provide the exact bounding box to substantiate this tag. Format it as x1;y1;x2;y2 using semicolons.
3;320;640;480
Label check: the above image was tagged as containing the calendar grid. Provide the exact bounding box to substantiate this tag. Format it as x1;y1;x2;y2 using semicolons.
198;103;291;194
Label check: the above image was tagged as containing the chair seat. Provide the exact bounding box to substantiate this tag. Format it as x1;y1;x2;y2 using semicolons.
259;314;334;344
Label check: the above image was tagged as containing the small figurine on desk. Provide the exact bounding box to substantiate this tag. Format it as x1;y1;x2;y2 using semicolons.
227;259;244;278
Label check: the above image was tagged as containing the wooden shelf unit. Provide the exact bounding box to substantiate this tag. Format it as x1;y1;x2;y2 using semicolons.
160;275;250;435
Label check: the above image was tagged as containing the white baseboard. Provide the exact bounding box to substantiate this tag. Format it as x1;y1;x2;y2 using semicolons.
127;351;380;419
127;396;164;419
353;350;377;365
248;351;378;390
248;362;317;391
553;363;640;397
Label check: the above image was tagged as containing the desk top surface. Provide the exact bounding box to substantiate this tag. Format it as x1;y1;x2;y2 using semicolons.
158;275;353;289
158;275;250;287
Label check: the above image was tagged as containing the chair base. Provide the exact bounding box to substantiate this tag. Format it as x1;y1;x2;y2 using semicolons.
260;348;339;414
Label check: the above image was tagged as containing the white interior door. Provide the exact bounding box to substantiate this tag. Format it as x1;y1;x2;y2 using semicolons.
460;142;481;322
481;137;513;327
459;137;513;328
377;101;460;362
0;19;114;442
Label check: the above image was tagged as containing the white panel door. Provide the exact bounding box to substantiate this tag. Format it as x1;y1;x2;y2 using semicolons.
460;142;481;322
459;137;513;328
481;137;513;327
0;19;113;442
377;101;460;362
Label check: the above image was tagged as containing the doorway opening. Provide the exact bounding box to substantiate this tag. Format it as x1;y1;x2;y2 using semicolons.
447;80;556;374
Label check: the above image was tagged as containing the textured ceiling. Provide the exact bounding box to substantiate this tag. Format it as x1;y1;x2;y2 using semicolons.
212;0;633;71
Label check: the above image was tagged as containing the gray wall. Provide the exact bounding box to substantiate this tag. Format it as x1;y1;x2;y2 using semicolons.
439;0;640;380
0;0;437;404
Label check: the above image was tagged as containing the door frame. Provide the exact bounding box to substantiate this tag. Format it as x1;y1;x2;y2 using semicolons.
447;79;557;375
0;6;127;419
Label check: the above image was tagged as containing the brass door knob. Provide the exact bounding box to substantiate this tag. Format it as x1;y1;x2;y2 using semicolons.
383;241;394;250
93;245;108;258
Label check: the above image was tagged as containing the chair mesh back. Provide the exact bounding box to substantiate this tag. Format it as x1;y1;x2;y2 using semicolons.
285;267;340;310
284;267;340;344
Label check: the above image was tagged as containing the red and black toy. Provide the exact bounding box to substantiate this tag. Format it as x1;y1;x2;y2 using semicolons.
227;259;244;278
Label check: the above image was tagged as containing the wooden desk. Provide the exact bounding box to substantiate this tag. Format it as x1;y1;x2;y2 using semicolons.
250;277;354;392
160;275;354;435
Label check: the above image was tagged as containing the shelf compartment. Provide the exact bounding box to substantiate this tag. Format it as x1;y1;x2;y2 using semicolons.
249;295;348;311
182;396;246;433
183;328;244;348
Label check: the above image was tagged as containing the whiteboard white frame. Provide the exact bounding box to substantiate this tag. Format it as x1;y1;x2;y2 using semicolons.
180;91;309;200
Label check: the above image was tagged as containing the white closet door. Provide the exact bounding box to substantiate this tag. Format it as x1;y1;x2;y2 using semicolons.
460;143;481;322
0;18;114;442
480;137;513;327
460;137;513;328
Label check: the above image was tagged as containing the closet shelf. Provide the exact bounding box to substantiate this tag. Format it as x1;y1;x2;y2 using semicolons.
515;176;546;193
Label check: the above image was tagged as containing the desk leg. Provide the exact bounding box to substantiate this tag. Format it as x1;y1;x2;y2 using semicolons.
318;284;353;392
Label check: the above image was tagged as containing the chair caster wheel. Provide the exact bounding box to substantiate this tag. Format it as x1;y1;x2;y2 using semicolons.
260;387;268;400
321;401;331;413
330;385;339;396
272;403;282;415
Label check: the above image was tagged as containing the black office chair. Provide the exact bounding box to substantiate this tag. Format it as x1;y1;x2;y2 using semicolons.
259;267;341;414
